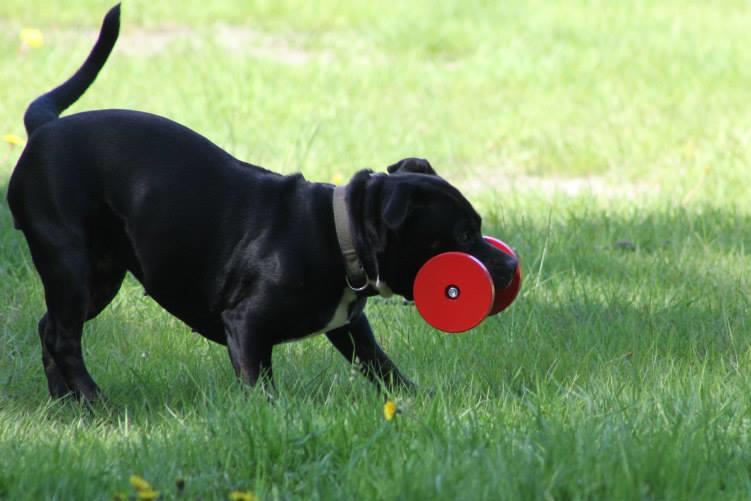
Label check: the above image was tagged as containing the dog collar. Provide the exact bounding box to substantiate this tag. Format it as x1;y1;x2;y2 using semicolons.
333;185;370;291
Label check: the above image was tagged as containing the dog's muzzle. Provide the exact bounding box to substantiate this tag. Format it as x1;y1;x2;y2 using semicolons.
412;236;522;333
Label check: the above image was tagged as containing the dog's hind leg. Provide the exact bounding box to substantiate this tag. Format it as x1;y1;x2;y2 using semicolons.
34;249;124;399
37;312;72;398
38;264;122;399
27;235;102;401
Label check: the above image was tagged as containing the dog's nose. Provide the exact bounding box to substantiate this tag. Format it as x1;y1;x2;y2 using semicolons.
504;254;518;274
494;254;518;289
478;237;519;289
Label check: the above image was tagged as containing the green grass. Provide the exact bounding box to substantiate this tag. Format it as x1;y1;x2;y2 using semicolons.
2;1;751;499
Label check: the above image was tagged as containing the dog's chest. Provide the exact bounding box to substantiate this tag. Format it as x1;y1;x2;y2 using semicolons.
320;288;361;332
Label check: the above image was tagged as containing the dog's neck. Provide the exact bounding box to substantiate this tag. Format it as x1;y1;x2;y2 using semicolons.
332;185;392;297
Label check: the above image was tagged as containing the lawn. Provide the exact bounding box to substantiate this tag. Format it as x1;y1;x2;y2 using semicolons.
1;1;751;499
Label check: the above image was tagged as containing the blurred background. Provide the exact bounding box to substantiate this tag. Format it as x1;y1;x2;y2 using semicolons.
2;0;749;208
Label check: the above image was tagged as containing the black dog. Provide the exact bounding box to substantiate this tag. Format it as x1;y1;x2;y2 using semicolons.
6;5;517;400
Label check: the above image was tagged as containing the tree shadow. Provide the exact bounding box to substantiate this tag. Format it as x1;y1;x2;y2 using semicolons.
2;176;750;413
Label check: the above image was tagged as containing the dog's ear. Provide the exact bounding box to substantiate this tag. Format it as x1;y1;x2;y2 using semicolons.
381;182;412;230
386;157;437;176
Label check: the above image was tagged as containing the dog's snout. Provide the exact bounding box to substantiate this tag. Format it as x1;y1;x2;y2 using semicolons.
500;255;518;288
488;251;518;289
503;253;519;273
475;239;519;289
504;253;518;273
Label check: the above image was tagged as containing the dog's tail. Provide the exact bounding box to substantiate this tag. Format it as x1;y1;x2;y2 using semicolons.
23;4;121;135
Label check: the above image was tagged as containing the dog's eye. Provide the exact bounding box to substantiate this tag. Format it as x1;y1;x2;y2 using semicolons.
458;231;473;243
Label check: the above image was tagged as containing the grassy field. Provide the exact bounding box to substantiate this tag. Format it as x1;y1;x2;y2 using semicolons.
2;1;751;499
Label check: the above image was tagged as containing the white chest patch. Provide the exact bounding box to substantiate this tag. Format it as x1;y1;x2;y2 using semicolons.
321;287;358;332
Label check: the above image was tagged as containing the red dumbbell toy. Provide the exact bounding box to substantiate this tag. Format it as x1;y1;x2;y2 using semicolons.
413;236;522;333
483;236;522;315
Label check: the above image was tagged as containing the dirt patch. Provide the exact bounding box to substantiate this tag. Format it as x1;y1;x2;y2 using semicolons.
49;24;332;64
214;25;332;64
454;167;660;200
119;26;192;56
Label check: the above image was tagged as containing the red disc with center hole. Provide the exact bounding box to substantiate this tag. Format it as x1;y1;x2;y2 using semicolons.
413;252;495;333
483;236;522;315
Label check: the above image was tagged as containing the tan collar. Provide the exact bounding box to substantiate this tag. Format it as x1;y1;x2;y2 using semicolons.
332;184;394;297
333;185;370;291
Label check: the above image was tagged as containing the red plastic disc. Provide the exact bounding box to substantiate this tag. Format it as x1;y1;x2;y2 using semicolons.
413;252;495;333
483;236;522;315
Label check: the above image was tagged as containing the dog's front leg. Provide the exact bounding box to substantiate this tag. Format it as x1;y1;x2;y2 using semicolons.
222;309;274;389
326;313;414;391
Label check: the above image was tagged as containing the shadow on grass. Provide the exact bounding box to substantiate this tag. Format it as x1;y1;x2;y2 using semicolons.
2;175;750;416
419;203;751;397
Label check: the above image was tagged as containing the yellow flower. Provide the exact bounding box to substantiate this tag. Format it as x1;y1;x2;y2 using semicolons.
20;28;44;48
137;489;160;500
229;490;258;501
129;475;153;492
384;400;397;421
2;134;24;146
331;173;345;185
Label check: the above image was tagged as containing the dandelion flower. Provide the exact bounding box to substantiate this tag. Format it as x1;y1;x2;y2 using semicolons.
229;490;258;501
137;489;160;500
2;134;24;146
20;28;44;48
331;173;344;185
129;475;153;492
384;400;397;421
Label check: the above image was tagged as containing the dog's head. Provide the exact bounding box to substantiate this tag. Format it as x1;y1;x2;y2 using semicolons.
346;158;518;299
